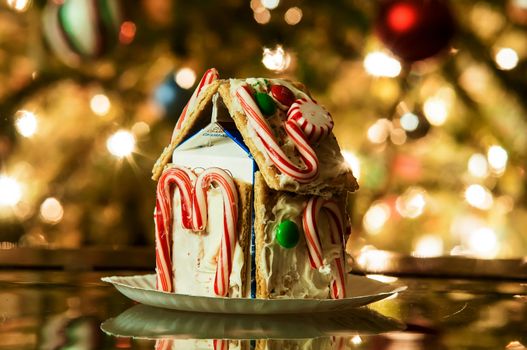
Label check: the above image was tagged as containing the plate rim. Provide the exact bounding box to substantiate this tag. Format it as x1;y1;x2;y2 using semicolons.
102;273;407;314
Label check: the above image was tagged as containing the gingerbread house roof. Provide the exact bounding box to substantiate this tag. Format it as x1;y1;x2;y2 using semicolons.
152;69;358;197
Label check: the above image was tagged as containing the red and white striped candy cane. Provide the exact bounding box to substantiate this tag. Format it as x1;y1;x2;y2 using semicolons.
235;86;319;183
287;98;333;144
192;168;238;297
213;339;229;350
331;336;347;350
302;197;347;299
171;68;220;141
155;339;174;350
155;166;197;292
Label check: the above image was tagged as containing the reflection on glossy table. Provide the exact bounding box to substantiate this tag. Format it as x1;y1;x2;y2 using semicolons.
0;270;525;350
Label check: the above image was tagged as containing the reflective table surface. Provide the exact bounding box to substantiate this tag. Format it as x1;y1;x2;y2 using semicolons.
0;270;525;350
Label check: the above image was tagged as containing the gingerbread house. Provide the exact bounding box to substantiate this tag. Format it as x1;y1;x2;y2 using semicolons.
152;69;358;299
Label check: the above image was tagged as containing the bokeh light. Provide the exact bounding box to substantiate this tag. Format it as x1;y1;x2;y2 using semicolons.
15;110;38;138
467;227;498;258
90;94;111;116
262;45;291;72
367;119;391;144
465;184;493;210
413;234;443;257
132;121;150;136
387;2;417;32
6;0;31;12
262;0;279;10
39;197;64;224
351;335;363;345
175;67;197;89
357;247;392;271
341;150;361;181
363;202;391;235
254;8;271;24
119;21;136;44
390;128;407;145
487;145;508;174
284;7;302;25
495;48;519;70
423;97;448;126
468;153;489;178
396;187;426;218
363;51;402;78
107;130;136;158
0;175;22;206
400;112;419;131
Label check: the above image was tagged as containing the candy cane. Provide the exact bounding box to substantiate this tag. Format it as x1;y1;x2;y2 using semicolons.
324;200;347;300
302;197;325;268
155;166;197;292
302;197;347;299
155;339;174;350
213;339;229;350
171;68;220;141
235;87;319;183
331;336;347;350
192;168;238;297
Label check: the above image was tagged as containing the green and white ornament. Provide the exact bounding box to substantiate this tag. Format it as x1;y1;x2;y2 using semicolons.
43;0;122;65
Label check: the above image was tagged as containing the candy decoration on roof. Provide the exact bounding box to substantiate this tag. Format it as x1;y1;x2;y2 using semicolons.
42;0;122;65
235;86;319;183
255;92;277;116
270;84;296;109
303;197;347;299
171;68;219;141
287;98;334;144
375;0;456;62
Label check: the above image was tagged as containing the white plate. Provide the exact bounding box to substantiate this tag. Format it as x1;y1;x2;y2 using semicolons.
101;304;405;340
102;274;406;314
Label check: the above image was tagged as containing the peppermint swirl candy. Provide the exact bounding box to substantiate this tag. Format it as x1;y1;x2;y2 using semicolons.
287;98;334;144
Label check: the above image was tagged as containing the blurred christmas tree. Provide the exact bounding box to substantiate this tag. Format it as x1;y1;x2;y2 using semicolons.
0;0;525;258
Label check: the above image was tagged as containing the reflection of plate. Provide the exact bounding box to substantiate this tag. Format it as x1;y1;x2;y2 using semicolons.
101;304;405;340
102;274;406;314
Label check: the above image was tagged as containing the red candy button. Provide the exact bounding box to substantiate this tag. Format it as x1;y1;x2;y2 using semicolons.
270;84;296;109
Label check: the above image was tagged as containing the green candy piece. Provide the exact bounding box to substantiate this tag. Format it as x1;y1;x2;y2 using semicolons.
255;92;277;116
275;219;300;249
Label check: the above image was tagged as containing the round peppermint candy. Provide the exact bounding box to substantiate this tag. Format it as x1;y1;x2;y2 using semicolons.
43;0;122;65
287;98;334;144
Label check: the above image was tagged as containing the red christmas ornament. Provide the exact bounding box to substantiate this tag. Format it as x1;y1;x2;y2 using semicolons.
375;0;456;62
